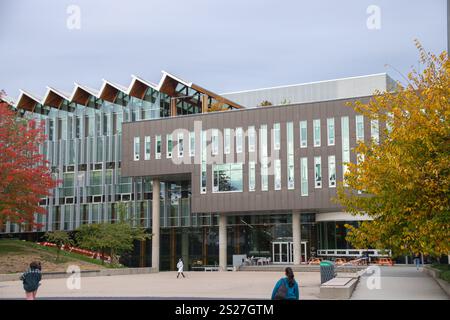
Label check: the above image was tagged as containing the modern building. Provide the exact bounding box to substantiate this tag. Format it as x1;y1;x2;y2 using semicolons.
1;72;399;270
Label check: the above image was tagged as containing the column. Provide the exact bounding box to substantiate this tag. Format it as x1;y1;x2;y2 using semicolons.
152;178;160;272
219;213;227;271
292;211;302;265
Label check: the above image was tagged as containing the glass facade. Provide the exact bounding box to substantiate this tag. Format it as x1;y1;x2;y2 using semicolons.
313;119;321;147
356;115;364;142
213;163;243;192
327;118;335;146
300;120;307;148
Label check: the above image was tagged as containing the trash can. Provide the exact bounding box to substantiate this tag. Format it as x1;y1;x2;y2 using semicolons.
320;260;335;284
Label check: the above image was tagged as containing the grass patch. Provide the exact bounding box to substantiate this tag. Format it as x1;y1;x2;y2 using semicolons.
432;264;450;283
0;239;121;269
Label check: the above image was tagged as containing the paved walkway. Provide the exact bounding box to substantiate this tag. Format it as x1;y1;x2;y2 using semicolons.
351;266;448;300
0;271;320;300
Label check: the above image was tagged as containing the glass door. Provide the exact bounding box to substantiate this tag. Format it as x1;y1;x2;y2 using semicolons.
272;241;294;264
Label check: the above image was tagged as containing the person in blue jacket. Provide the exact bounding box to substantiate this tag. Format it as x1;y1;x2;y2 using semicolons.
271;267;299;300
20;261;42;300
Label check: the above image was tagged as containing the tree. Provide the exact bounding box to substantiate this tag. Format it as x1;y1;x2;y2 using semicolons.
76;204;149;265
44;231;73;261
0;101;58;230
336;42;450;257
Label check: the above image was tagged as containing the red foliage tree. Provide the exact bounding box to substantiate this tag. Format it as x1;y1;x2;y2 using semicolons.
0;101;58;231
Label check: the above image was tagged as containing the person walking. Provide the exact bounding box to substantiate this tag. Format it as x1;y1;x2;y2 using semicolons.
20;261;42;300
176;258;185;278
413;253;421;270
271;267;299;300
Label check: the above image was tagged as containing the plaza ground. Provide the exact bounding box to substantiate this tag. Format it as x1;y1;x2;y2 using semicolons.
0;266;447;300
0;271;320;299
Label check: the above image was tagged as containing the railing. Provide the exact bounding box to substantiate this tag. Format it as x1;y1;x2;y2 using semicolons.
317;249;391;257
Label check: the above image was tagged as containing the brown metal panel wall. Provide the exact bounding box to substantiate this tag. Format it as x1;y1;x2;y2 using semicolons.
121;96;371;214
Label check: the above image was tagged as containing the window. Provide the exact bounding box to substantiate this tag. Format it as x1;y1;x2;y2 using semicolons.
274;159;281;190
133;137;140;161
328;155;336;188
327;118;335;146
370;119;379;144
213;163;243;192
144;136;151;160
155;135;161;159
341;117;350;184
236;127;243;153
273;123;280;150
260;125;268;157
224;128;231;154
313;119;321;147
248;126;256;152
261;160;268;191
386;112;393;133
211;129;219;155
287;122;294;189
189;131;195;157
166;134;173;158
356;115;364;142
314;156;322;188
300;121;307;148
301;157;308;196
249;162;256;192
201;131;207;193
178;133;184;157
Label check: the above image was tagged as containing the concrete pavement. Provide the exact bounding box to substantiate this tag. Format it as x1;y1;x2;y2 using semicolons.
0;271;321;300
351;266;448;300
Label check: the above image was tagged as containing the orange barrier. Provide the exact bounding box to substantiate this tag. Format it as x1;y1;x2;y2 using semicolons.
377;258;394;266
36;242;111;262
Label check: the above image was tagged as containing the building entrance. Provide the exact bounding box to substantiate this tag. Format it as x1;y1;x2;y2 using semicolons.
272;241;307;263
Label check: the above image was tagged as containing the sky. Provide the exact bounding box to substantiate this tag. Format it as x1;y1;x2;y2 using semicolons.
0;0;447;101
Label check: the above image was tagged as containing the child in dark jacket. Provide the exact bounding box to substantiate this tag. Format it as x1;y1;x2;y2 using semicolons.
20;261;42;300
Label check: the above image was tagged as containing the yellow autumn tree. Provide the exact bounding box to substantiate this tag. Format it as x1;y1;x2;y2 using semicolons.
336;42;450;257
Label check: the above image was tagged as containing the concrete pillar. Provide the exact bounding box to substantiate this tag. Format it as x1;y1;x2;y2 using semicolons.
219;214;227;271
152;178;160;272
292;211;302;265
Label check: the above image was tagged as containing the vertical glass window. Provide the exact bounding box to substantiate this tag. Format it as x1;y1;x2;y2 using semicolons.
274;159;281;190
313;119;321;147
75;117;81;139
178;132;184;157
371;119;379;144
301;157;308;196
249;162;256;192
314;156;322;188
49;119;54;141
300;121;307;148
260;125;268;158
341;116;350;183
166;134;173;158
356;115;364;142
261;160;268;191
211;129;219;155
189;131;195;157
133;137;140;161
327;118;335;146
201;130;207;193
224;128;231;154
155;135;161;159
248;126;256;153
273;123;280;150
144;136;151;160
328;155;336;188
287;122;294;189
236;127;243;153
